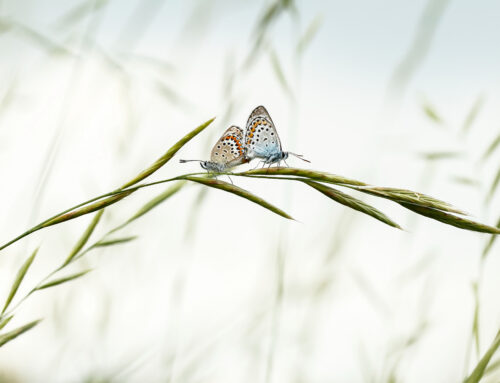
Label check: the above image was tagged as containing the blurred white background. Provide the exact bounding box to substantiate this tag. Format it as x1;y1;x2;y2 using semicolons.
0;0;500;382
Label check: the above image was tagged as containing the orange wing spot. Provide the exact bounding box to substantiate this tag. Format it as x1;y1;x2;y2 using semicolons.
253;121;259;128
262;120;267;125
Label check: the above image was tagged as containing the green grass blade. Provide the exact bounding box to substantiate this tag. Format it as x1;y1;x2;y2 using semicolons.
462;94;485;135
183;176;293;220
42;190;134;229
121;118;215;189
421;100;444;125
93;236;137;247
0;319;41;348
36;270;91;291
241;168;368;186
297;15;323;55
482;216;500;260
482;131;500;162
419;151;462;161
399;203;500;234
357;186;466;215
2;248;38;314
62;210;104;267
111;181;186;233
486;166;500;203
464;330;500;383
240;168;468;215
0;315;13;331
304;180;401;229
269;49;293;97
472;282;481;359
485;359;500;376
452;176;480;187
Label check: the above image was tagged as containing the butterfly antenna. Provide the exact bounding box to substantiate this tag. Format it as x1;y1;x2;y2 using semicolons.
288;152;311;163
179;159;203;163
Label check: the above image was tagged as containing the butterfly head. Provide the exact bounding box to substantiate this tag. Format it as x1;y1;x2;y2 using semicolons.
200;161;209;170
201;161;226;173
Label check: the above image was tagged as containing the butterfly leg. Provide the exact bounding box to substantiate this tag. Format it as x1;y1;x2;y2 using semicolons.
283;159;290;167
227;175;234;184
252;160;263;170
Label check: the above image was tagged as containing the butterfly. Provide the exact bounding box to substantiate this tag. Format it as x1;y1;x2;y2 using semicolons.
180;125;248;172
244;106;310;166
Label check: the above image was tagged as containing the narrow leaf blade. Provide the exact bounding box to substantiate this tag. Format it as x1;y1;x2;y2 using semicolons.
486;166;500;203
63;210;104;266
0;315;13;331
36;270;91;291
357;186;466;215
2;248;38;314
465;330;500;383
399;203;500;234
118;181;186;230
241;168;368;186
421;100;443;125
482;216;500;259
121;118;215;189
183;176;293;220
304;180;401;229
94;236;137;248
297;15;323;55
462;94;485;135
42;190;134;229
482;131;500;162
0;319;41;348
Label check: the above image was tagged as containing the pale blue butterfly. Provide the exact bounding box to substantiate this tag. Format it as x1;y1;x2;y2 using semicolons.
244;106;310;166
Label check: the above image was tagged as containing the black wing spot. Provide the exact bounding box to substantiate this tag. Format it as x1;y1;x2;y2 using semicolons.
215;152;219;155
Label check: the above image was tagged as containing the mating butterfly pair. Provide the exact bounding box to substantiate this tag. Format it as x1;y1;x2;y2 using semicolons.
181;106;309;171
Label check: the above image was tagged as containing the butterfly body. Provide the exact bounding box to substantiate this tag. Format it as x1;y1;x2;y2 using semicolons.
180;125;247;172
244;105;308;166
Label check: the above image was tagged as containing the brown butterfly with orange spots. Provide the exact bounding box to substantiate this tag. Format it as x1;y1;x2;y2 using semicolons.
180;125;248;172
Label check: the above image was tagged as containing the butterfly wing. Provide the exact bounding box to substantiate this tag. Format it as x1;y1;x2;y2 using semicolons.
210;125;246;168
245;106;282;160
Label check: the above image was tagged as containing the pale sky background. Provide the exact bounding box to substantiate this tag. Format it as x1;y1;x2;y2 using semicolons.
0;1;500;382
